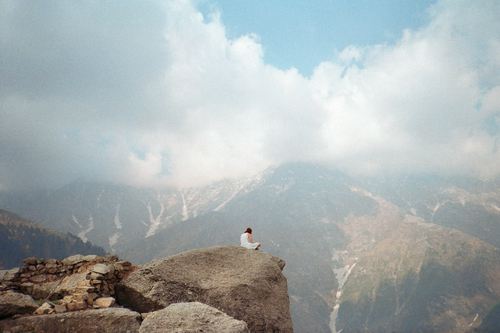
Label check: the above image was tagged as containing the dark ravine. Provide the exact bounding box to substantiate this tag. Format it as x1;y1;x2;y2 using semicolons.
0;209;105;269
0;246;293;333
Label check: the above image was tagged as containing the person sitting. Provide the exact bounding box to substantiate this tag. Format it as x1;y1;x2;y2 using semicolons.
240;227;261;250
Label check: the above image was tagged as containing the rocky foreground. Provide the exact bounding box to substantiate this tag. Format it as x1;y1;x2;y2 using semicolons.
0;246;293;333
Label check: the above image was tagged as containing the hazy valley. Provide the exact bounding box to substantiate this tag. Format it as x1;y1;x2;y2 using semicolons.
2;163;500;332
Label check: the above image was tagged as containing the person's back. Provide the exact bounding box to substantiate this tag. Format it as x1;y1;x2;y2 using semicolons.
240;227;260;250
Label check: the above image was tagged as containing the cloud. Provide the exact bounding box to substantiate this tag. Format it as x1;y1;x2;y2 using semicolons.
0;0;499;190
312;0;500;177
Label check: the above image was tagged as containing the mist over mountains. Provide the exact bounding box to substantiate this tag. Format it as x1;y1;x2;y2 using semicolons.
2;163;500;332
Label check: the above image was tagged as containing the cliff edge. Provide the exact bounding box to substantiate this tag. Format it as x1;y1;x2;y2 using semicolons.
0;246;293;333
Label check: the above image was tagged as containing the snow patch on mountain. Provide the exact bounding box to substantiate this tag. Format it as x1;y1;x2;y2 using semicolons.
490;204;500;213
78;215;94;243
330;249;358;333
109;232;120;251
181;192;189;221
145;197;165;238
469;313;479;327
114;204;122;229
213;181;250;211
71;215;82;228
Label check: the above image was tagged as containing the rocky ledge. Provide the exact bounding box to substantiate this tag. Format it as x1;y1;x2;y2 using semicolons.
0;246;293;333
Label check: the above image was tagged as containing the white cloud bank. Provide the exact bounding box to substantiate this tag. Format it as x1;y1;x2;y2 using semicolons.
0;0;499;190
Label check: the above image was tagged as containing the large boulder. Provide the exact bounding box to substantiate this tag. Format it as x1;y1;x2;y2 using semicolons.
0;308;141;333
139;302;249;333
116;246;293;332
0;290;38;318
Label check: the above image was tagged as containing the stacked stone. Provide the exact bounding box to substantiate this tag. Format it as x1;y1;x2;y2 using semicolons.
6;255;102;287
0;268;19;291
0;254;133;315
55;261;132;313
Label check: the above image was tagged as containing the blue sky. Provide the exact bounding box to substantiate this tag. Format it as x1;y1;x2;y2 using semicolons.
200;0;435;75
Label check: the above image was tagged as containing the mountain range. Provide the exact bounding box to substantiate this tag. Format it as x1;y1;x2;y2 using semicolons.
1;163;499;332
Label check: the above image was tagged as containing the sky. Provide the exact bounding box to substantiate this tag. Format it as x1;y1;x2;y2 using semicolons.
0;0;499;190
200;0;435;75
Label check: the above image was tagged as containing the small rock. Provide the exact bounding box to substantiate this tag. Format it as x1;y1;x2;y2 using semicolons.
82;255;99;262
76;279;91;287
117;260;132;267
76;286;96;294
71;293;89;302
1;268;19;281
106;255;119;262
19;282;34;294
94;297;116;308
63;296;73;303
66;301;87;312
62;255;85;266
30;274;47;283
54;304;67;313
89;272;104;280
92;264;112;275
87;293;98;306
23;257;38;265
34;302;54;315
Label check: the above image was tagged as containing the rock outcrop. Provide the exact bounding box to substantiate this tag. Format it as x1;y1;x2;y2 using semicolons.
0;246;293;332
139;302;249;333
0;308;142;333
116;246;293;332
0;290;38;318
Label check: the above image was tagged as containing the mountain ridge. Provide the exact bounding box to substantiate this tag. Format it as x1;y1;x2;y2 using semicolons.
1;163;500;332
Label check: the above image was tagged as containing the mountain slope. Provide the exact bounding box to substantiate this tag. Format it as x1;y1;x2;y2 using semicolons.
333;192;500;333
1;164;500;332
0;177;264;253
0;209;105;269
123;164;379;332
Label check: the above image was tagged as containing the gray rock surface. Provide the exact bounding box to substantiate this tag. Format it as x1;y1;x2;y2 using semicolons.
92;263;112;275
54;272;87;296
0;268;19;282
117;246;292;332
0;308;141;333
94;297;116;308
0;290;38;318
27;281;58;299
139;302;249;333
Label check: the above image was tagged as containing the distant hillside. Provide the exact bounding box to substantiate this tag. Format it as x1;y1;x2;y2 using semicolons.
0;209;105;269
1;163;500;332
